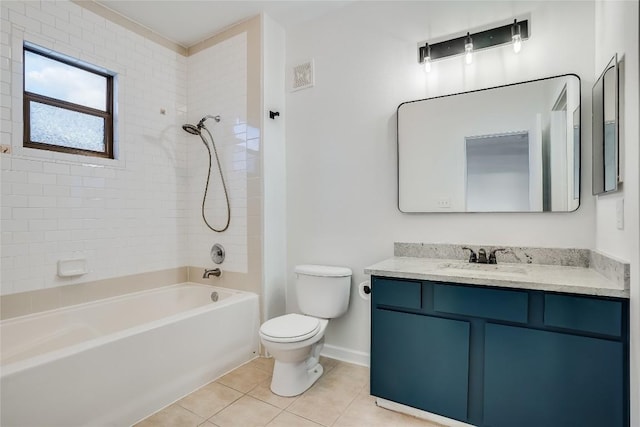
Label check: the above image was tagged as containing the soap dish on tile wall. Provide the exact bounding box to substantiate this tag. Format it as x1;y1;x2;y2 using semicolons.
57;259;88;277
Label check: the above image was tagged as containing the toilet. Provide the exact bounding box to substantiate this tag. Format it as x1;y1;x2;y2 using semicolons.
259;264;352;397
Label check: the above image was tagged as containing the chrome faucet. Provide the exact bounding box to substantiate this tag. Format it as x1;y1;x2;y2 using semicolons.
488;248;507;264
462;247;477;263
462;247;507;264
203;268;221;278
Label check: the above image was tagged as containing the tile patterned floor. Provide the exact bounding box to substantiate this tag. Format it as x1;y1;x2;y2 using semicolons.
135;357;444;427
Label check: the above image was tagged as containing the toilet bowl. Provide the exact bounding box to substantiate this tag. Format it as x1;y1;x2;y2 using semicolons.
259;264;352;397
259;313;329;396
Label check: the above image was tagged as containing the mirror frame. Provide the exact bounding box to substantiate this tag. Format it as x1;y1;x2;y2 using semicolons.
592;54;619;195
397;74;581;213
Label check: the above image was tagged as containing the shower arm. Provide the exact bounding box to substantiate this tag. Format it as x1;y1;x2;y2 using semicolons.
198;115;221;129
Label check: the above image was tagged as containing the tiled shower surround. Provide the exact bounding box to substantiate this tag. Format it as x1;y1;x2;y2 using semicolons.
0;1;258;297
187;33;249;274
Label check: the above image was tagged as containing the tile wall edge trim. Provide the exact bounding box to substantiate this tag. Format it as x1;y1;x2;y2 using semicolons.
0;267;188;320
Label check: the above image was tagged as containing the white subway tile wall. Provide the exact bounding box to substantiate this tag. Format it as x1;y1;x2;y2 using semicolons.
186;34;248;273
0;1;249;295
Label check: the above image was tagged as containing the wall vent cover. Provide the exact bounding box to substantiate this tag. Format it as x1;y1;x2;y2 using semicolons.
292;60;314;91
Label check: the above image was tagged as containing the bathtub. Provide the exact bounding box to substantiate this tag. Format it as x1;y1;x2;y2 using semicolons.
0;283;259;426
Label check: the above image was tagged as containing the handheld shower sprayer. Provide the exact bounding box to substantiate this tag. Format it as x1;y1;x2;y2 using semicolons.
182;124;200;135
181;114;230;233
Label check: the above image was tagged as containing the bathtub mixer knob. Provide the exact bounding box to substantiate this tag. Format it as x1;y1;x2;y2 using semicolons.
203;268;222;279
211;244;225;264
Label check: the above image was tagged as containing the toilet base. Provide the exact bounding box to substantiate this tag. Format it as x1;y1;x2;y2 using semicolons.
270;359;323;397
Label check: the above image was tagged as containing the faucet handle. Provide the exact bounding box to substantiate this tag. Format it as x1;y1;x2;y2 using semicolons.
461;247;477;263
478;248;488;263
488;248;507;264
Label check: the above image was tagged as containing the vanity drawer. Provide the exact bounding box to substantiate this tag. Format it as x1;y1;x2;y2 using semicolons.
433;283;528;323
544;294;622;337
372;277;421;310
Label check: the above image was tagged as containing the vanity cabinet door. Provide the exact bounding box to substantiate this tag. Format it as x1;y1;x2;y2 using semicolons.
371;308;470;422
484;323;624;427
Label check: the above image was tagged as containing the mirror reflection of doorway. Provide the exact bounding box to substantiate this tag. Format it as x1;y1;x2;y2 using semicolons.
465;132;530;212
548;85;568;211
603;64;617;191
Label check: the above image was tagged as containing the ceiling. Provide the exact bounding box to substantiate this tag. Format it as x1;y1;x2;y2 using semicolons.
95;1;354;48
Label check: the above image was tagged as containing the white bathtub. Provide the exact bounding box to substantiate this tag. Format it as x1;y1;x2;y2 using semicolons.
0;283;260;426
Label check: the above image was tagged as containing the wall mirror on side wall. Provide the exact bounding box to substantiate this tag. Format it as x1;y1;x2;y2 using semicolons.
592;54;619;195
397;74;581;213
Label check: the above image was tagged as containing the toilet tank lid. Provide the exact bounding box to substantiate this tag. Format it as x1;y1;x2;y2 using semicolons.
295;264;352;277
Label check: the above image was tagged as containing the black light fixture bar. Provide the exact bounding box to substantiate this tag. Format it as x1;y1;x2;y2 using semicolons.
418;19;529;63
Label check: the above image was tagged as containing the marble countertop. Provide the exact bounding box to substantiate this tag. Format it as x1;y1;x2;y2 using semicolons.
365;256;630;298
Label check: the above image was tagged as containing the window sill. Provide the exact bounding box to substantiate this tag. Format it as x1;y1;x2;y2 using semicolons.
9;144;126;170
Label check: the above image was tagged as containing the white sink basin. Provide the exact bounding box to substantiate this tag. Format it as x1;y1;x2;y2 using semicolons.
438;262;528;276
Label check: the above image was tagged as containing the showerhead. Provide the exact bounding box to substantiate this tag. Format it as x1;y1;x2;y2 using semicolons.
183;122;210;150
183;115;220;136
197;114;221;129
182;124;200;135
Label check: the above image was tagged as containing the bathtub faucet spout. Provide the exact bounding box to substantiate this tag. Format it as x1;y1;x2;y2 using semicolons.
203;268;221;279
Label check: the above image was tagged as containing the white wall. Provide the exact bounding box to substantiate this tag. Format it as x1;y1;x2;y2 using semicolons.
466;136;530;212
0;1;189;295
262;14;287;321
285;1;596;361
594;1;639;424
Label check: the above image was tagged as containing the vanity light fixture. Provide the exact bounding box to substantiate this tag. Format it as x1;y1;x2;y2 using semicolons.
418;18;529;70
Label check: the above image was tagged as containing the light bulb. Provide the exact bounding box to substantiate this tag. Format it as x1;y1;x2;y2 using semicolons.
512;34;522;53
511;20;522;54
465;42;473;65
422;43;432;73
464;32;473;65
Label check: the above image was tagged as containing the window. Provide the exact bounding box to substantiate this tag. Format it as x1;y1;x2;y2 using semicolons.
23;45;114;158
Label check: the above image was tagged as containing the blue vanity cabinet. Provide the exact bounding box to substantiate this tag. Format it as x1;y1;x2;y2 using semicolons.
369;276;630;427
484;323;624;427
371;308;470;421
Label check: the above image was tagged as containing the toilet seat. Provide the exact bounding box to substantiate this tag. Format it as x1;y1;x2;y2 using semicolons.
260;313;320;343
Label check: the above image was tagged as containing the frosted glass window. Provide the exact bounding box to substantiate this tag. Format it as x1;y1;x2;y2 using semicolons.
23;44;114;158
30;102;105;152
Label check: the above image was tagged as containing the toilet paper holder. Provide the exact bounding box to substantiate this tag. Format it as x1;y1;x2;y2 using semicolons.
358;281;372;300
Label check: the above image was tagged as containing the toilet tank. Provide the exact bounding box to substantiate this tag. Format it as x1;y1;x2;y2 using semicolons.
295;265;352;319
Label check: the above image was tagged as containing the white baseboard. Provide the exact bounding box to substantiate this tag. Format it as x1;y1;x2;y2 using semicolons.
376;398;475;427
320;344;370;367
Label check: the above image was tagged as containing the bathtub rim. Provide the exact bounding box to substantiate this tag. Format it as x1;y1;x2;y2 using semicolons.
1;282;258;377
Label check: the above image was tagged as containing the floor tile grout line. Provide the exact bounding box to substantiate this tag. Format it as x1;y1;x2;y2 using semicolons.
282;409;329;427
137;357;402;427
266;407;285;426
327;382;366;427
331;384;366;426
175;379;249;420
205;391;286;425
173;403;207;423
